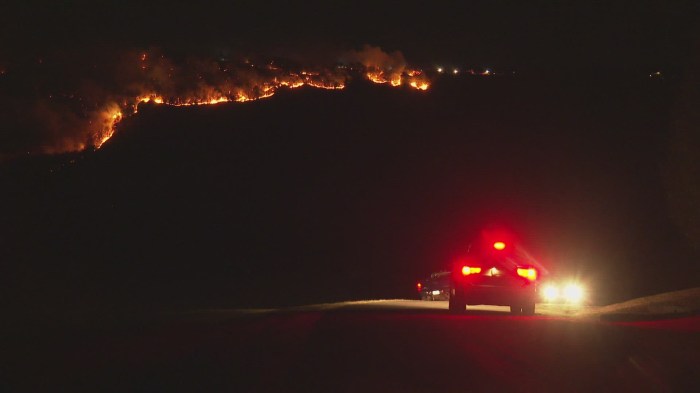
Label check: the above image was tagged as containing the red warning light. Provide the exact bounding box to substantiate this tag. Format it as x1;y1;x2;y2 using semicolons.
493;241;506;250
417;282;423;292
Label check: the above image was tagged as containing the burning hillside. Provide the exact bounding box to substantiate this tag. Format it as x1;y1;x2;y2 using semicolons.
0;46;431;155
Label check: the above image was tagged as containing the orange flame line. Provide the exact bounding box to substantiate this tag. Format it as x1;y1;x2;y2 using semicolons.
94;69;429;149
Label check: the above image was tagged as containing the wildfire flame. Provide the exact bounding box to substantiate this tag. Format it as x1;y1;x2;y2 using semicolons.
364;68;428;90
89;53;430;149
97;112;122;148
2;46;511;156
410;81;429;91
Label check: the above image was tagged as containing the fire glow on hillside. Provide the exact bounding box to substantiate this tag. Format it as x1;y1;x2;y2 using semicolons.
0;46;432;155
91;49;431;149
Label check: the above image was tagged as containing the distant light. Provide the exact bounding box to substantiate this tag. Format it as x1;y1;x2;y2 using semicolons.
432;290;441;296
437;67;444;73
417;282;422;292
493;241;506;250
452;68;459;75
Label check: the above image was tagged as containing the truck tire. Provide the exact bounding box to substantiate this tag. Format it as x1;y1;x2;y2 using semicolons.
449;288;466;314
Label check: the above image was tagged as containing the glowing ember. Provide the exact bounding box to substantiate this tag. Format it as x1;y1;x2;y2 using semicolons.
306;81;345;90
366;71;389;84
409;81;429;91
234;93;253;103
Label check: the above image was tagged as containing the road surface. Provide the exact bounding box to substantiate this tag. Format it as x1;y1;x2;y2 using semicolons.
6;300;700;392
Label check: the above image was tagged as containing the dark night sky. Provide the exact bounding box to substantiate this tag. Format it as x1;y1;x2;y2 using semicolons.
1;1;696;69
1;1;699;312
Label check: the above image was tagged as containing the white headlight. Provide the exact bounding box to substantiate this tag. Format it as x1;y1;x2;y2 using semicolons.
563;284;584;303
542;284;559;302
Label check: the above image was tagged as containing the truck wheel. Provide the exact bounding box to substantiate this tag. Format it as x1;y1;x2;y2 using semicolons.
449;289;466;314
522;302;536;316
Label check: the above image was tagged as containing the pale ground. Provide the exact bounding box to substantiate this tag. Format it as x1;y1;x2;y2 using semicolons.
188;287;700;321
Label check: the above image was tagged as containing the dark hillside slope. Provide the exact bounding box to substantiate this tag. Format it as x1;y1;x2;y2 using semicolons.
3;75;694;314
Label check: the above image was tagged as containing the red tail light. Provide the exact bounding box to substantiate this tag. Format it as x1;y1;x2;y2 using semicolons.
417;282;423;292
517;267;538;281
461;266;482;276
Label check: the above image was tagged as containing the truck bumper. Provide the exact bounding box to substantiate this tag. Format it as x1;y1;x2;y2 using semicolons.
455;284;536;306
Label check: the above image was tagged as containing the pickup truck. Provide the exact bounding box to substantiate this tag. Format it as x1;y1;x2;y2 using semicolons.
449;240;544;315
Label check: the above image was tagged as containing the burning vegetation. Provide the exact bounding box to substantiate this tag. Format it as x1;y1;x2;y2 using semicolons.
0;46;432;154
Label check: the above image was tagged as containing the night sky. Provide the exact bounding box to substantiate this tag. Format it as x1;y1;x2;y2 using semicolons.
2;1;699;313
1;1;696;69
